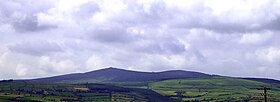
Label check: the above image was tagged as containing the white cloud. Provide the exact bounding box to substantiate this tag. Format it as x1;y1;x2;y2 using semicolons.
15;64;28;77
0;49;8;68
256;47;280;63
86;54;109;70
1;0;280;80
39;56;78;73
239;31;272;44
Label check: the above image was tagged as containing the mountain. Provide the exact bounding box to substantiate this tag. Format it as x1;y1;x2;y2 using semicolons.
30;67;211;83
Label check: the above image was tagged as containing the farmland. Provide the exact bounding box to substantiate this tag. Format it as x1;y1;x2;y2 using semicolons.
149;77;280;101
1;68;280;101
0;80;175;102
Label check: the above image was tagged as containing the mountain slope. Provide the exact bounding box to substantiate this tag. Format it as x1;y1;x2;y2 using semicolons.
241;78;280;84
30;67;211;83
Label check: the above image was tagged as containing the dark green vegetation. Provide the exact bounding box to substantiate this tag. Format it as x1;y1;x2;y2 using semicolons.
0;80;175;102
1;67;280;101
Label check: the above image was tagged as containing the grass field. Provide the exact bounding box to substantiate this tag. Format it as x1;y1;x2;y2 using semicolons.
1;77;280;101
0;81;175;102
149;77;280;101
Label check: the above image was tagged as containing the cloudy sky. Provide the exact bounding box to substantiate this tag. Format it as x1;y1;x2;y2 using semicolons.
0;0;280;80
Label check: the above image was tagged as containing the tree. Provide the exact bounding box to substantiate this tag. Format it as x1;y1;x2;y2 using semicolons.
175;90;185;102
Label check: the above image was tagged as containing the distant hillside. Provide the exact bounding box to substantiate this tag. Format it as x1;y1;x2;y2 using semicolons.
30;67;211;83
241;78;280;84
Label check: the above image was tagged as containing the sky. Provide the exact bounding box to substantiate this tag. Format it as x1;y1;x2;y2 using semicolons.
0;0;280;80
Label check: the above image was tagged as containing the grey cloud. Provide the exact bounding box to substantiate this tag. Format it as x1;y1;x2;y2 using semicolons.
87;27;140;43
169;13;259;33
0;0;56;32
150;1;280;33
74;1;100;19
0;0;54;18
162;41;186;54
155;39;186;54
264;17;280;30
9;41;62;56
118;29;187;55
108;1;170;27
202;18;280;33
138;1;169;23
135;40;186;54
192;48;206;62
12;15;57;33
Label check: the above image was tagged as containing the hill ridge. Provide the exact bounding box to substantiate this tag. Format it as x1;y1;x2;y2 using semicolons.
30;67;210;83
29;67;280;84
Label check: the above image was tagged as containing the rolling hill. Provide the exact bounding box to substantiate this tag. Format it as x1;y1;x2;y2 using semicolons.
30;67;211;83
150;77;280;101
3;67;280;101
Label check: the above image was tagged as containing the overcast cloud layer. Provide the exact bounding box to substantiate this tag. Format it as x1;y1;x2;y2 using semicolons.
1;0;280;79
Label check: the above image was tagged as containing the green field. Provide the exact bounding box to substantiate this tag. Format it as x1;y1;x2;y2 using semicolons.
0;81;175;102
149;77;280;101
1;77;280;101
86;77;280;101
